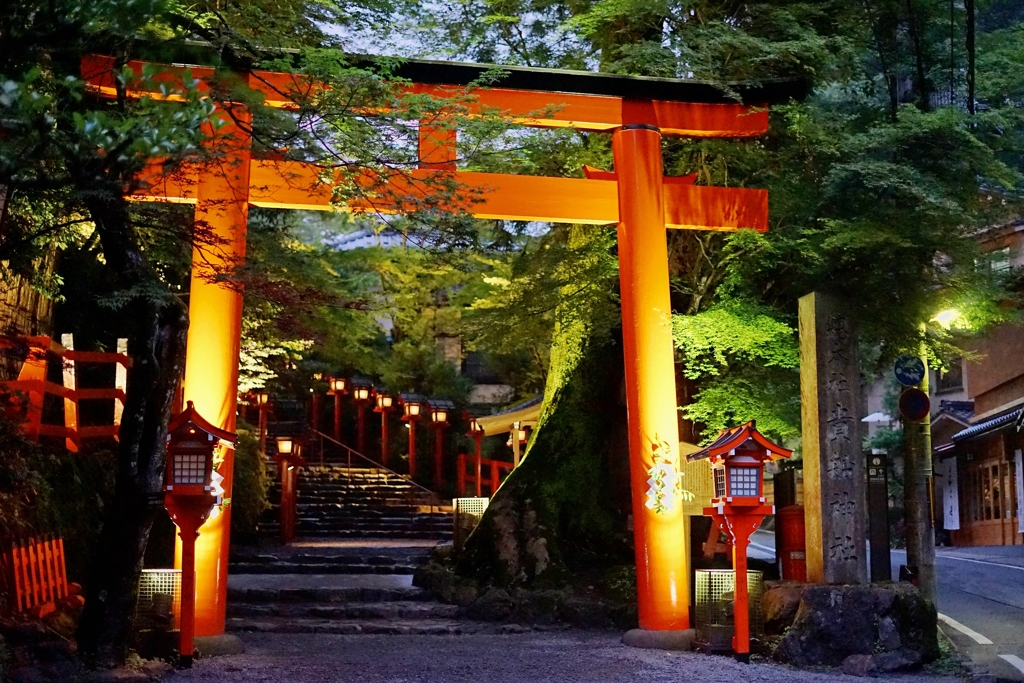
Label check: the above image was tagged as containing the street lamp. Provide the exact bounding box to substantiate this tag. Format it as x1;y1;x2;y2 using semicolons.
326;376;348;443
374;390;396;467
163;401;235;668
428;399;454;490
687;420;791;663
400;394;426;479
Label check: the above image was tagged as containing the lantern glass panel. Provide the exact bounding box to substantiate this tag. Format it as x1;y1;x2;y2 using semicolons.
173;453;207;485
331;378;345;392
381;396;393;408
277;437;293;455
434;410;447;423
407;404;420;417
728;466;760;497
713;467;726;498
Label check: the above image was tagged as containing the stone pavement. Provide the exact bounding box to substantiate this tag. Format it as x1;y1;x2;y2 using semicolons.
174;631;962;683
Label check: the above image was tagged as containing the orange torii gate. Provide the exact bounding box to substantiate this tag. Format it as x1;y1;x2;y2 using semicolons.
82;54;794;639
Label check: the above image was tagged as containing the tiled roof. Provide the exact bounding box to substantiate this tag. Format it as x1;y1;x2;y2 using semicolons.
952;407;1022;442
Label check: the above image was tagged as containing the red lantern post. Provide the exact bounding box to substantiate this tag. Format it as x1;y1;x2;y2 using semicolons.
686;421;791;662
326;377;347;443
400;394;425;479
374;390;396;466
428;399;454;490
466;414;485;497
163;402;235;668
273;436;305;543
351;380;372;455
252;391;269;454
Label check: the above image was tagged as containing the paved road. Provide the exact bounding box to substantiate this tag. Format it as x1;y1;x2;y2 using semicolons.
177;631;960;683
890;546;1024;682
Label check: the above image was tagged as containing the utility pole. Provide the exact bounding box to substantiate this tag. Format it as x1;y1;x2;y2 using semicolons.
904;337;937;603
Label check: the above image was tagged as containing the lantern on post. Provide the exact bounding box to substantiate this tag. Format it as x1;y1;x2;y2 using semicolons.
400;394;426;479
686;421;791;663
273;435;305;544
465;413;485;497
163;401;235;668
428;399;454;490
350;379;372;455
373;389;396;467
326;376;347;443
507;421;529;467
309;373;324;432
251;390;270;454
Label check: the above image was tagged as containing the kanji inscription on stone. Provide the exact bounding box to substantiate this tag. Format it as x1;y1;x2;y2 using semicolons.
799;292;868;584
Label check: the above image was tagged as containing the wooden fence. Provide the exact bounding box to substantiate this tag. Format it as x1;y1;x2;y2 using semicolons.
457;453;514;497
2;536;81;618
0;334;129;451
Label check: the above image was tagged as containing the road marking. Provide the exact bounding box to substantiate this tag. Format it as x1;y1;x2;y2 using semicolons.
891;548;1024;573
999;655;1024;675
938;613;994;644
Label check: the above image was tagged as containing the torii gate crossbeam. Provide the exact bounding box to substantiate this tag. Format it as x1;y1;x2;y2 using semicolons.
82;54;788;639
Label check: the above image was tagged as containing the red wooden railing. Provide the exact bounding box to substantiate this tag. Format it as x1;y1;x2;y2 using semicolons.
1;335;130;451
457;453;514;497
2;536;80;618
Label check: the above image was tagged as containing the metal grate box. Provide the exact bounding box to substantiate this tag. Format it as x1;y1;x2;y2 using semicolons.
694;569;764;653
136;569;181;631
453;497;489;550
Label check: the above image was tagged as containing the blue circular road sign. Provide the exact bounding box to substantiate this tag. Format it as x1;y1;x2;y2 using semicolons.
894;355;926;386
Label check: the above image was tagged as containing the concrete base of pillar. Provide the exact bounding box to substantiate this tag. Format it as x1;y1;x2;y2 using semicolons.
194;634;246;657
622;628;695;651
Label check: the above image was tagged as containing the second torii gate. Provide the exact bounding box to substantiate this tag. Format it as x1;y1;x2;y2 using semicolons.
83;54;796;638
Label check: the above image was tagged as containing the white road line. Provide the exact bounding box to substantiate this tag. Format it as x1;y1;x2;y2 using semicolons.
999;655;1024;675
891;548;1024;572
938;613;994;644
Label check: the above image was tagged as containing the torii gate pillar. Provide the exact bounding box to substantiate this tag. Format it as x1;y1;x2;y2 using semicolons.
613;121;690;630
177;107;252;637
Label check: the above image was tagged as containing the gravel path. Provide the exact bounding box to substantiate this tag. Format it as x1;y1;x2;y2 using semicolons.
174;631;961;683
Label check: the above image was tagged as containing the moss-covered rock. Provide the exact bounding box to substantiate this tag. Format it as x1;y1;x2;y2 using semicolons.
774;583;939;669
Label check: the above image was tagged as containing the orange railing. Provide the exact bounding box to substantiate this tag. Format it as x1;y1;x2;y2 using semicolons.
457;453;514;497
1;335;129;451
2;536;81;617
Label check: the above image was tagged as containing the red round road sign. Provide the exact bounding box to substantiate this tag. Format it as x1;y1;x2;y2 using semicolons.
898;388;930;422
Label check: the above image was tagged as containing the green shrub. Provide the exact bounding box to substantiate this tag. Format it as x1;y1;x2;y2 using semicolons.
229;425;269;544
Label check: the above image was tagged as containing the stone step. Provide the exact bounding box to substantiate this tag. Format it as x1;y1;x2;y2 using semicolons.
295;522;452;534
295;529;451;539
228;600;459;620
225;615;470;635
228;585;430;604
228;562;419;575
230;549;432;563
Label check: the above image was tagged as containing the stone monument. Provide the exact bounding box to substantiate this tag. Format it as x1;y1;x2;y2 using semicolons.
799;292;868;584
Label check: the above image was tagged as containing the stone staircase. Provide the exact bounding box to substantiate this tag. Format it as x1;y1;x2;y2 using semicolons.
226;572;467;635
293;465;454;539
229;542;433;575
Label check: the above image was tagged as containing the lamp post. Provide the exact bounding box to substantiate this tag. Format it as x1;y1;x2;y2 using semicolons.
374;390;395;467
254;390;269;454
400;394;425;479
466;414;485;497
326;376;347;443
163;401;235;668
508;421;528;467
429;399;454;490
351;380;372;455
687;421;791;663
273;435;305;544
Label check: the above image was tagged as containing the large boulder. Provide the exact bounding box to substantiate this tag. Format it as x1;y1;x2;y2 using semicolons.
762;580;805;635
775;583;939;669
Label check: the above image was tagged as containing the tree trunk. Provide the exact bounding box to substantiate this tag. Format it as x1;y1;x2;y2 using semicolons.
966;0;976;114
74;177;190;668
457;227;631;585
